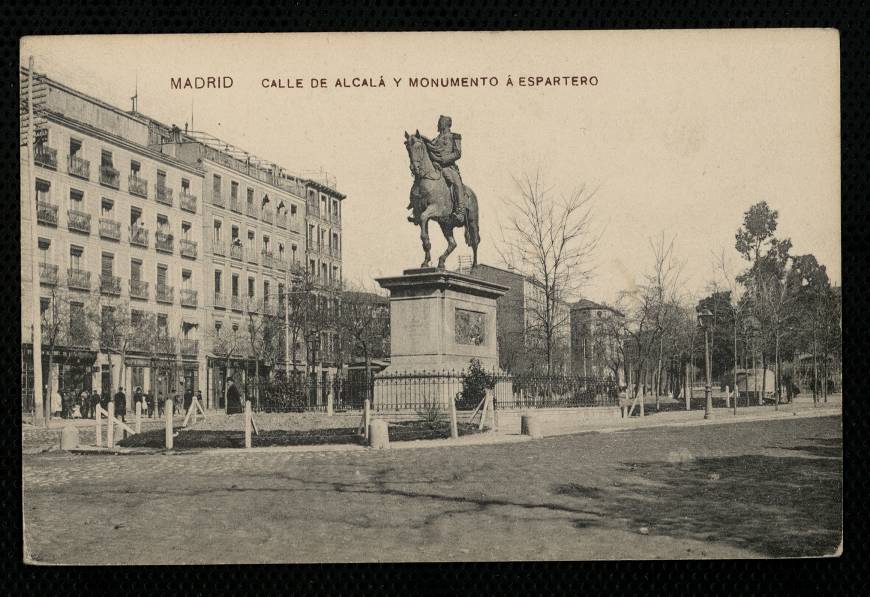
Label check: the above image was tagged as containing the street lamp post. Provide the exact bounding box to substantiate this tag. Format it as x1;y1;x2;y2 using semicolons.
698;308;714;420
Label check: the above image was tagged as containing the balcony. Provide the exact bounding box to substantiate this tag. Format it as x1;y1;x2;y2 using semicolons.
156;185;173;206
129;278;149;300
67;155;90;179
180;288;198;307
289;220;302;234
231;295;242;311
100;165;120;189
67;268;91;291
130;225;149;247
247;249;258;265
35;146;58;169
245;298;259;313
212;192;225;208
332;214;341;226
39;263;58;286
179;239;198;259
246;204;258;218
100;275;121;296
180;339;199;356
158;337;176;354
276;258;287;272
156;284;174;304
67;209;91;235
276;213;288;229
212;240;226;257
155;231;174;254
129;175;148;198
230;197;242;213
230;243;243;261
180;191;197;213
99;218;121;241
261;251;274;269
262;210;274;225
213;292;226;309
36;202;58;226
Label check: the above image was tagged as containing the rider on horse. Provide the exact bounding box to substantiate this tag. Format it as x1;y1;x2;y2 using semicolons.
407;115;466;226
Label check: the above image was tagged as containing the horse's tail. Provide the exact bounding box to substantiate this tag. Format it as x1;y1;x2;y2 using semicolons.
464;187;480;248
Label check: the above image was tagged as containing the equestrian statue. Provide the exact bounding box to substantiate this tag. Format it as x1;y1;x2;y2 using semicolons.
404;115;480;269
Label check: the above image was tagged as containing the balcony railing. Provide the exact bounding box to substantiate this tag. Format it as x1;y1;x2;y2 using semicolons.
230;197;242;213
289;221;302;234
247;249;258;265
262;210;274;225
179;239;198;259
155;231;174;253
231;295;242;311
276;258;287;272
35;146;58;169
180;288;198;307
67;268;91;291
130;225;149;247
180;339;199;355
100;165;120;189
230;243;243;261
156;284;174;304
39;263;58;286
99;218;121;241
180;191;197;213
245;298;259;313
332;213;342;226
129;278;149;300
36;202;58;226
67;209;91;235
213;292;226;308
157;337;176;354
100;275;121;296
129;175;148;198
212;192;225;208
246;204;258;218
67;155;90;179
276;213;288;229
156;185;173;206
212;240;226;257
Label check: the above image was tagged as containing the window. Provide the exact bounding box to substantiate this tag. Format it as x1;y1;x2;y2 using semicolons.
214;320;223;333
291;205;297;216
247;230;255;251
70;302;85;332
292;244;298;263
131;160;141;177
69;138;82;158
70;246;83;269
101;198;113;217
156;169;167;189
101;253;114;278
131;206;142;227
101;305;115;343
40;297;50;319
101;150;113;168
231;225;239;243
231;181;239;201
157;314;168;337
307;224;314;245
214;270;222;294
246;187;254;208
247;277;255;299
212;174;222;198
130;259;142;281
69;189;84;211
35;179;50;203
263;281;270;307
321;196;327;215
309;259;316;275
181;178;190;193
157;264;168;288
231;273;239;297
213;220;222;242
35;128;48;151
157;215;169;233
263;235;270;252
181;269;192;289
38;238;50;263
278;243;285;260
181;221;191;239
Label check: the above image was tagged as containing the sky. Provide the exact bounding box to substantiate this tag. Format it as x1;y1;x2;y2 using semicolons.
21;30;840;304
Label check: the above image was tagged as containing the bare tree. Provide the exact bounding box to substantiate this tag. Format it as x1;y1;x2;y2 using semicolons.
243;297;282;409
206;318;245;411
337;283;390;385
92;288;136;405
497;170;599;376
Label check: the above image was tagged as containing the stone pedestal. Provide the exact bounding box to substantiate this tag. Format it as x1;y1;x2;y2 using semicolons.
374;268;510;408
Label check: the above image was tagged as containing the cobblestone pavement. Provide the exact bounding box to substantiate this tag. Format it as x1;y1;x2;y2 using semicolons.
22;415;841;564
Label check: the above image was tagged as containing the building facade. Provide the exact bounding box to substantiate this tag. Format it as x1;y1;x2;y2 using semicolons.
21;72;207;410
569;298;625;382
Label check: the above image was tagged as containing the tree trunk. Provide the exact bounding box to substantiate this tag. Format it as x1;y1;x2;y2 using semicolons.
45;346;54;421
733;318;738;414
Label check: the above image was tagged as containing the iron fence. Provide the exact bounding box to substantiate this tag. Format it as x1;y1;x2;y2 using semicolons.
496;375;618;409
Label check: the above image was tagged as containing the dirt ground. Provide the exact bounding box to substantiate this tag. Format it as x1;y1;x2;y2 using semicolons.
22;416;841;564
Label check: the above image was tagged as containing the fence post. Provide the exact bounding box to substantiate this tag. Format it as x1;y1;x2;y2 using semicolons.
95;404;102;447
489;390;498;432
107;400;115;447
363;399;371;440
725;385;731;409
165;398;174;450
135;401;142;434
449;396;458;439
245;400;252;448
327;389;334;417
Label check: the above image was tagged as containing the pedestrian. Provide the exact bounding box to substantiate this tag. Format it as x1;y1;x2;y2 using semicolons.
183;386;193;414
51;388;62;419
145;391;154;418
157;391;165;418
133;386;143;414
195;389;204;411
89;390;99;419
226;376;242;414
99;388;110;412
114;386;127;422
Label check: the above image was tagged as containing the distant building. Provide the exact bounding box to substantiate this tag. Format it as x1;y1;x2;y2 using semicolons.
465;263;571;374
569;298;624;382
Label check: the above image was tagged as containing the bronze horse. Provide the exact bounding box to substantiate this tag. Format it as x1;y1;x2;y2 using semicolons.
404;131;480;269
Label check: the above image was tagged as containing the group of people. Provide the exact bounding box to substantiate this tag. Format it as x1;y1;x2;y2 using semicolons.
48;385;204;420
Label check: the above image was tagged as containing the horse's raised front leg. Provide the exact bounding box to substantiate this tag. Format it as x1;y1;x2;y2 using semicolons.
437;221;457;270
420;217;432;268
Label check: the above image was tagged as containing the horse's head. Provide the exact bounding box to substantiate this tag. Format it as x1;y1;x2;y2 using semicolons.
404;130;430;178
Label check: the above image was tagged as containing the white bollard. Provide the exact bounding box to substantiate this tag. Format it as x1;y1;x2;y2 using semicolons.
449;397;459;439
107;400;115;448
369;419;390;449
165;398;174;450
244;400;252;448
95;405;102;447
60;425;79;450
135;401;142;434
725;385;731;408
521;413;542;438
327;391;334;417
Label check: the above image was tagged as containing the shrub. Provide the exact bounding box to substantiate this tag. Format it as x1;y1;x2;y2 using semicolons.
416;400;446;430
458;358;496;409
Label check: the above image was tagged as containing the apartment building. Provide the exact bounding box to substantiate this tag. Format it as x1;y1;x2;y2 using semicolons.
569;298;625;382
21;72;207;406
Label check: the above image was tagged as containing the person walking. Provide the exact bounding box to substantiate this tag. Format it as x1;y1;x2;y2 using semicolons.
133;386;143;414
51;388;62;419
157;391;165;418
145;391;154;418
113;386;127;422
226;376;242;414
195;389;204;412
183;387;193;414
